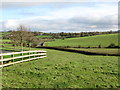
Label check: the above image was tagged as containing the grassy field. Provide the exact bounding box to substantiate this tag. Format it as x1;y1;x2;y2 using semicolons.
0;39;37;51
36;35;52;38
0;32;11;37
0;39;11;43
1;45;37;51
1;33;119;88
69;48;119;55
2;49;118;88
46;33;119;47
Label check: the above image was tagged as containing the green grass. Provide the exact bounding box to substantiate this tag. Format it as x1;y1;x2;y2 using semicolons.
46;33;119;47
0;39;11;42
37;35;52;38
69;48;119;55
2;49;118;88
1;43;38;51
0;38;38;51
0;32;11;37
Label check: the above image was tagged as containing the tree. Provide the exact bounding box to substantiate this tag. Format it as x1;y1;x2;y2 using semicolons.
9;31;20;51
16;25;28;50
25;30;34;48
9;25;39;51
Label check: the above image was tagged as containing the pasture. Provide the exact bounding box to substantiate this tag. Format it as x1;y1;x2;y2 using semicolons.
2;49;118;88
69;48;119;55
0;39;37;51
46;33;119;47
1;32;119;88
36;35;52;38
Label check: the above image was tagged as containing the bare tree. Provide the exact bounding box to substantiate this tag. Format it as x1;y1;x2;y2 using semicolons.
25;30;35;50
9;25;29;51
9;25;41;51
31;37;41;48
17;25;28;51
9;31;19;51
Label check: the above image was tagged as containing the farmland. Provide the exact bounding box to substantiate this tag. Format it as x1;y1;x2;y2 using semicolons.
68;48;119;55
0;39;37;51
36;35;52;38
1;1;119;88
2;49;118;88
1;32;119;88
46;33;119;47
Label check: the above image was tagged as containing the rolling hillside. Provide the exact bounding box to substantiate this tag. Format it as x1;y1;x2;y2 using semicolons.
46;33;119;47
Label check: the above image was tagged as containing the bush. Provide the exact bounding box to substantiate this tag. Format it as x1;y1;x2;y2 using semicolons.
87;46;90;48
78;45;81;48
98;45;101;48
65;46;70;48
107;43;116;48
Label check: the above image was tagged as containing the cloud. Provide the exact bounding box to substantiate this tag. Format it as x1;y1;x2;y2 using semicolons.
1;2;118;32
2;2;44;9
2;0;119;2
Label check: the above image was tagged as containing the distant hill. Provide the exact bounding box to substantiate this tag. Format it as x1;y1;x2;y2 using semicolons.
46;33;119;47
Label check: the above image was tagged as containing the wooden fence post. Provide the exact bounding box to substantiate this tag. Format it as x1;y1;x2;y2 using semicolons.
29;51;30;60
13;52;14;64
22;51;23;61
1;56;3;67
34;52;35;58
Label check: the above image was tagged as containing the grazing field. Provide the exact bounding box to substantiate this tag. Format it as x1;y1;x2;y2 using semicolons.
1;45;37;52
2;49;118;88
0;32;9;36
46;33;119;47
69;48;119;55
0;39;37;51
0;39;11;43
36;35;52;38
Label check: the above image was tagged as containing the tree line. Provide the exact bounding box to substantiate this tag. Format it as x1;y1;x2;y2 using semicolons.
43;30;119;39
3;29;119;40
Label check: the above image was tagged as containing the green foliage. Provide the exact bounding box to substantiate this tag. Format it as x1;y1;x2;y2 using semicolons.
107;43;117;48
2;49;118;88
98;44;101;48
38;31;118;39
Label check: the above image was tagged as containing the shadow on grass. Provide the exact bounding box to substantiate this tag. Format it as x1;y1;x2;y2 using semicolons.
37;46;120;56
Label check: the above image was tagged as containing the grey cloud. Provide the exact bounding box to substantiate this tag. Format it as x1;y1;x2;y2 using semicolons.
1;2;72;9
2;2;43;9
69;14;117;26
1;13;118;32
25;19;117;32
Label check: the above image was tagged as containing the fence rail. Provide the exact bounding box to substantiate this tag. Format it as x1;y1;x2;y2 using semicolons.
0;50;47;67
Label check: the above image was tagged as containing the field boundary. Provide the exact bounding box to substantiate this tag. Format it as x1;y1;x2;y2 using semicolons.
37;47;119;56
0;50;47;67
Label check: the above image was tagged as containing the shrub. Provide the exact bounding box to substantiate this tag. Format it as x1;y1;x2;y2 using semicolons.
78;45;81;48
98;45;101;48
107;43;119;48
87;46;90;48
108;43;116;48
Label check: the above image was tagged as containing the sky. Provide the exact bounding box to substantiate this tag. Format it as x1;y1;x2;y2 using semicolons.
0;1;119;32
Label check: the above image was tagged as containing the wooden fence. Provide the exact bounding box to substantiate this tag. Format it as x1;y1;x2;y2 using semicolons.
0;50;47;67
